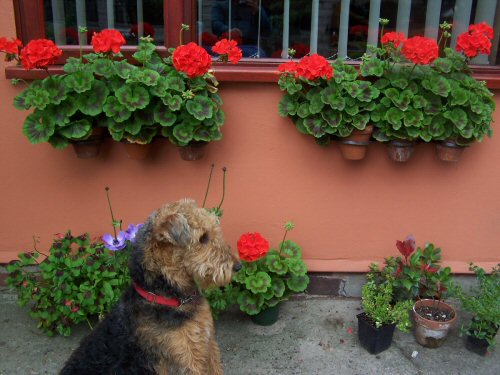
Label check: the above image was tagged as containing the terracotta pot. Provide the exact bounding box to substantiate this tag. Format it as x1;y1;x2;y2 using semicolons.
122;141;152;160
386;140;416;162
338;125;373;161
413;299;457;348
71;128;104;159
357;312;396;355
436;141;465;162
177;142;208;161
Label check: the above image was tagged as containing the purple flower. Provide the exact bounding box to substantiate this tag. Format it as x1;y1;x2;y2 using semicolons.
124;223;143;242
102;231;127;251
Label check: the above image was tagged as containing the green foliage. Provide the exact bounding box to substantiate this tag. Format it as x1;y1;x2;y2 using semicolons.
367;242;452;302
6;232;131;337
362;277;413;332
451;263;500;351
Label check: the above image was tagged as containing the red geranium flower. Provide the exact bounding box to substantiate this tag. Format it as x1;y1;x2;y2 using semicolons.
468;22;494;39
401;36;438;65
0;37;22;56
456;24;493;58
396;234;415;262
237;232;270;262
220;30;243;45
172;42;212;77
277;60;298;75
296;54;333;80
381;31;406;48
20;39;62;70
91;29;126;54
212;38;242;64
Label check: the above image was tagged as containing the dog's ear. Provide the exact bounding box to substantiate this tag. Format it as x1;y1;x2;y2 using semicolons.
154;213;191;247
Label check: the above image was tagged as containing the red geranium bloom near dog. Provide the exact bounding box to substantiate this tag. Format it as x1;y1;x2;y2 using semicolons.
212;38;242;64
456;22;494;58
401;36;438;65
295;54;333;80
173;42;212;77
237;232;270;262
381;31;406;48
20;39;62;70
91;29;126;54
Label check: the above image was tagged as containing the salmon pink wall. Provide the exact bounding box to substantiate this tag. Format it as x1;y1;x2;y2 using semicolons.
1;4;499;272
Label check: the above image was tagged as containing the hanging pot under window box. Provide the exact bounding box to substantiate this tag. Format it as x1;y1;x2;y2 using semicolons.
250;304;280;326
435;141;465;162
71;127;105;159
413;299;456;348
177;141;208;161
356;312;396;354
386;140;416;162
122;141;153;160
338;125;373;161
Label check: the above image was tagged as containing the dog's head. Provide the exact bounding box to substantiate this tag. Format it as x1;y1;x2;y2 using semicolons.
133;199;240;291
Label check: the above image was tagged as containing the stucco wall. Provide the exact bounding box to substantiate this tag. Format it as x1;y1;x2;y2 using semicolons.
1;3;499;272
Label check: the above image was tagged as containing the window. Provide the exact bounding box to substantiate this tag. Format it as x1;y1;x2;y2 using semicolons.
10;0;500;85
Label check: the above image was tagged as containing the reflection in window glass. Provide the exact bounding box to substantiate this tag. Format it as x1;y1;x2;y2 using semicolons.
44;0;164;46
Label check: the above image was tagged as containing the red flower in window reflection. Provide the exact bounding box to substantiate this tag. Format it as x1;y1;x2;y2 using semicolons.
91;29;126;54
291;43;310;58
401;36;438;65
212;38;242;64
172;42;212;77
201;32;218;46
19;39;62;70
0;37;22;58
456;23;493;58
220;30;243;45
237;232;270;262
381;31;406;48
296;54;333;80
350;25;369;36
130;22;155;38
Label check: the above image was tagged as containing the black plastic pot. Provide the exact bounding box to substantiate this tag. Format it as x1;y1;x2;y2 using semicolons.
465;335;490;356
250;304;280;326
357;313;396;354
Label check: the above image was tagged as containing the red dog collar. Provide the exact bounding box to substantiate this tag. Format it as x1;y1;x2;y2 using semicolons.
133;282;195;307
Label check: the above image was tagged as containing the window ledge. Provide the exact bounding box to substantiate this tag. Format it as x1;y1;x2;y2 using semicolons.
5;62;500;88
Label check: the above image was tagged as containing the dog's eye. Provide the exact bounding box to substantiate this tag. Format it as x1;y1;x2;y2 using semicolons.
199;232;209;244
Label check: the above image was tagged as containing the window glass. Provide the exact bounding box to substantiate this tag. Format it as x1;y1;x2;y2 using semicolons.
43;0;164;46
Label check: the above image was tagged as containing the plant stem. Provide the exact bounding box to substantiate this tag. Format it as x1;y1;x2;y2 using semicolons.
279;229;289;254
85;317;94;330
202;164;215;208
216;167;227;210
105;187;118;239
32;235;49;258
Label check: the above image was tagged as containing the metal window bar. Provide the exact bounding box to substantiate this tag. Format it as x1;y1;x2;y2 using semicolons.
338;0;351;59
366;0;382;49
107;0;115;29
310;0;319;54
424;0;442;40
51;0;67;45
282;0;290;58
396;0;411;37
137;0;144;40
76;0;87;45
451;0;473;49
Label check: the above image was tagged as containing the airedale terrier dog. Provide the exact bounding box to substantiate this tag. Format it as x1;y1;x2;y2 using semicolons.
60;199;240;375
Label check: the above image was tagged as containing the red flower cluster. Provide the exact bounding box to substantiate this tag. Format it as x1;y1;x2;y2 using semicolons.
20;39;62;70
237;232;270;262
91;29;126;54
172;42;212;77
0;37;22;58
212;38;242;64
456;22;493;58
401;36;438;65
220;30;243;45
296;54;333;80
277;60;298;74
381;31;407;48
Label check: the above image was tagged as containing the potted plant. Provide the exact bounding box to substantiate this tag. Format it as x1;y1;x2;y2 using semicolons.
229;222;309;325
157;25;242;161
428;22;495;162
277;52;379;160
412;298;457;348
358;275;413;354
452;263;500;355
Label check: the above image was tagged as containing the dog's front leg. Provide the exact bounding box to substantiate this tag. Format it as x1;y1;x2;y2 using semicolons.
207;335;224;375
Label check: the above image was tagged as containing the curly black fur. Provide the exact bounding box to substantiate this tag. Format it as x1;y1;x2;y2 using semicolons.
59;218;193;374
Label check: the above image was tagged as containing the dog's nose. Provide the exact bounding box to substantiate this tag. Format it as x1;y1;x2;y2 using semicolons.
233;262;242;272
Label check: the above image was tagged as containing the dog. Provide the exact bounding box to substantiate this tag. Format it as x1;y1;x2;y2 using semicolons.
60;199;241;374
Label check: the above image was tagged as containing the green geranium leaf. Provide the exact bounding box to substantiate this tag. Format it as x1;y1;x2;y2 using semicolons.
126;127;157;144
13;91;31;110
172;124;194;144
25;89;50;110
287;274;310;293
115;60;137;79
265;254;288;275
321;109;342;128
385;107;405;129
374;78;390;90
43;77;67;105
412;95;427;109
115;85;150;110
237;291;264;315
149;76;169;97
192;127;211;142
443;108;467;130
303;117;326;138
103;96;132;122
429;116;446;137
48;98;78;126
165;75;185;92
92;59;115;78
271;278;286;298
451;88;469;106
213;108;225;127
161;94;183;111
22;112;55;144
48;134;69;149
285;258;308;276
245;272;272;294
186;96;213;121
424;93;442;115
59;119;92;140
154;102;177;127
296;102;311;118
360;57;384;77
345;104;359;116
355;81;380;102
244;261;259;276
79;80;110;116
422;76;450;97
433;58;453;73
132;39;157;64
280;240;302;258
128;68;160;86
404;109;424;128
63;57;84;73
390;78;408;89
308;94;324;114
65;70;94;93
352;113;370;130
278;94;298;117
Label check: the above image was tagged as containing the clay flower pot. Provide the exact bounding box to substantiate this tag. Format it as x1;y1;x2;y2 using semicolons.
338;125;373;161
71;127;104;159
357;312;396;354
413;299;456;348
177;141;208;161
435;141;465;162
122;141;153;160
386;140;416;162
